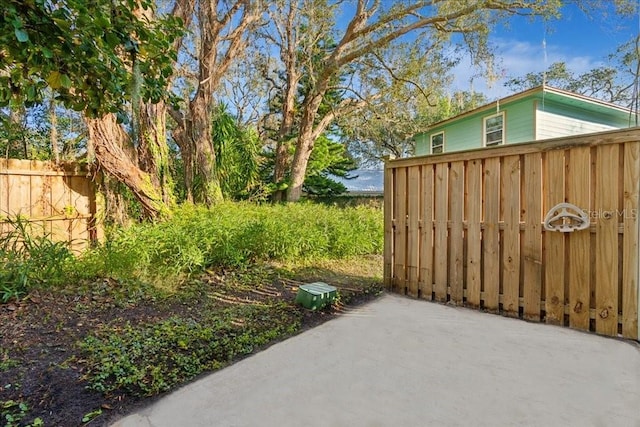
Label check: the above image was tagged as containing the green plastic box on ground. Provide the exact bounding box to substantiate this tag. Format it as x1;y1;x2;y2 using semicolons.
295;282;338;310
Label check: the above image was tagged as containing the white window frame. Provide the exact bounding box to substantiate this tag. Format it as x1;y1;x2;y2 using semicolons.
430;131;444;154
483;112;505;147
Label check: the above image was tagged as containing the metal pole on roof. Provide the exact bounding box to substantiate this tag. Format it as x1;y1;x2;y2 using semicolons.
628;0;640;127
542;23;547;110
634;1;640;126
542;37;547;87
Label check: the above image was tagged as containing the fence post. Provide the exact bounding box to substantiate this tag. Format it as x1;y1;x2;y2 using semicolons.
636;144;640;341
621;142;640;339
383;155;395;290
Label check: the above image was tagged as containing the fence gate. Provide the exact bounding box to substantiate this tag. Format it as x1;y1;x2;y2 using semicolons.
384;128;640;340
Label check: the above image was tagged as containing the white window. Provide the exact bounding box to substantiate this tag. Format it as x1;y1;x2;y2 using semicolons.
484;113;505;146
430;132;444;154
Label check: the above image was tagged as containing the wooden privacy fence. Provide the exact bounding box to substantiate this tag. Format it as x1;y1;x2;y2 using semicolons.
384;128;640;340
0;159;101;252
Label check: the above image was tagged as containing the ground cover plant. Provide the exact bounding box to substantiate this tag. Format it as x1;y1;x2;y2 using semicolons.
0;202;383;426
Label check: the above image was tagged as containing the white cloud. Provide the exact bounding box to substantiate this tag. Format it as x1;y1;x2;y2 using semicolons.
450;37;605;100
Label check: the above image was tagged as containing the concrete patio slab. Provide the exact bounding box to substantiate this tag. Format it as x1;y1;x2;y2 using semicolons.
111;294;640;427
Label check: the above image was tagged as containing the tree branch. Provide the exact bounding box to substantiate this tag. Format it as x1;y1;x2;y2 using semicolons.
369;50;434;104
335;1;547;68
310;97;372;142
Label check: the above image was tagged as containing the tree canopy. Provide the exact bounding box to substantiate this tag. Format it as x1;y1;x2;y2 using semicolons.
3;0;640;218
0;0;181;116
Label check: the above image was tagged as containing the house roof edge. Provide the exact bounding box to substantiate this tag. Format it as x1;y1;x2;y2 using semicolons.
415;85;633;137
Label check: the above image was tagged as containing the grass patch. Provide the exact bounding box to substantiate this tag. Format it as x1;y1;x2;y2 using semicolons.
0;202;382;298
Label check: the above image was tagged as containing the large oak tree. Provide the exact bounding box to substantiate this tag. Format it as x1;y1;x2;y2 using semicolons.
258;0;565;201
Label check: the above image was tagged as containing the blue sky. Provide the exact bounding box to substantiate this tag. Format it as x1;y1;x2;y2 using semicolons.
454;3;639;99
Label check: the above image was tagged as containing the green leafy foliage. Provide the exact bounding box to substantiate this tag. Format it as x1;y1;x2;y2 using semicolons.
0;351;17;373
303;175;347;196
81;409;102;423
73;202;382;287
0;103;87;161
0;216;73;302
1;399;43;427
81;303;300;396
261;134;356;197
0;0;183;115
211;104;263;200
303;134;356;196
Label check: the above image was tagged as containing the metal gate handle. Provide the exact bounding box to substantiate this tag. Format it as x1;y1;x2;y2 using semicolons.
543;203;589;232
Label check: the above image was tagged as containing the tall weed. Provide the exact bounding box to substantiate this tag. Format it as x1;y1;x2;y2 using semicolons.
74;202;382;287
0;203;382;298
0;216;73;302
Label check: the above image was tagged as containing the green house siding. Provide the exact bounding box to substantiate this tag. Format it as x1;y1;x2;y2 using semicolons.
416;100;536;154
441;114;482;152
504;99;535;143
413;87;632;157
416;113;486;154
414;133;429;156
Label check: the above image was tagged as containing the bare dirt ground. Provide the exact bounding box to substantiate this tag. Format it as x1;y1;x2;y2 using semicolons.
0;256;383;427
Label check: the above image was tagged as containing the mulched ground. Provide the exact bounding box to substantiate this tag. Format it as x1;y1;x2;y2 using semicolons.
0;260;383;427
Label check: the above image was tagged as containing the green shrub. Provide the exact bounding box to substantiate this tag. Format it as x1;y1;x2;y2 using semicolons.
80;303;301;396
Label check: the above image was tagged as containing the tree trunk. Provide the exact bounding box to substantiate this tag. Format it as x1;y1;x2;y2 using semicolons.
138;101;175;205
287;91;326;202
87;115;170;219
272;141;290;202
287;133;315;201
167;0;259;204
271;2;301;202
182;143;194;203
171;122;194;203
176;92;223;206
100;175;131;226
272;75;298;201
171;92;223;206
272;92;295;202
